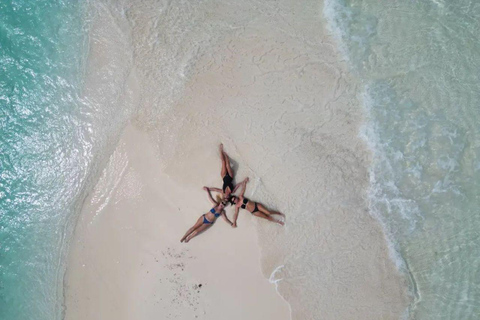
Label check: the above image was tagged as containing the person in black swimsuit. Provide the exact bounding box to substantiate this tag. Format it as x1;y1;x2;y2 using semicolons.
230;178;285;227
180;187;233;243
205;144;247;198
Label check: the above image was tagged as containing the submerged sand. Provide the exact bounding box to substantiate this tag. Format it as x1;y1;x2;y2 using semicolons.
64;0;408;319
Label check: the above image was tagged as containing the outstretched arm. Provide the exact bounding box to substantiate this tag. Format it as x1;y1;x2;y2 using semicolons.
232;206;240;228
203;187;218;205
205;186;222;193
221;210;233;226
233;177;249;195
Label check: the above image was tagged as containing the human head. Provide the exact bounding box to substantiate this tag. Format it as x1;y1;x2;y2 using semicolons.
224;189;232;198
216;195;229;207
229;195;238;205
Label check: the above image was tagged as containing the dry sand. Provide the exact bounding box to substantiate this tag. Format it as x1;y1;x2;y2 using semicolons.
64;126;290;320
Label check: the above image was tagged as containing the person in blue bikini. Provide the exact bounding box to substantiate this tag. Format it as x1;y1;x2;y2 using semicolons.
180;187;233;243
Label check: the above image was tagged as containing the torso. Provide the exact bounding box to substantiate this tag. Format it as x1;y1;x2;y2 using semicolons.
238;197;255;213
205;206;222;221
222;173;234;195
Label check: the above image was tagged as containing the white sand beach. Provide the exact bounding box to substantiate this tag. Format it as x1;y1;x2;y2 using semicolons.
65;126;290;320
64;0;409;319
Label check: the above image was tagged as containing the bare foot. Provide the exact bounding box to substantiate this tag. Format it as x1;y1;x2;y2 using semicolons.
278;221;285;226
185;238;190;243
221;145;230;159
232;222;237;228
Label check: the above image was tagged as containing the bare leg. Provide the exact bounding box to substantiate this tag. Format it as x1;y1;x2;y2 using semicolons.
224;151;234;177
219;143;234;177
257;203;285;218
219;144;227;177
181;216;204;242
252;211;284;226
185;224;212;242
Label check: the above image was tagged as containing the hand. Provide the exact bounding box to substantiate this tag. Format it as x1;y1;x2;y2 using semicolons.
245;177;250;183
232;222;237;228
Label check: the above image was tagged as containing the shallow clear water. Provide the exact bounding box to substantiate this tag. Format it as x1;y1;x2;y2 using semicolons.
0;1;113;319
325;0;480;318
0;1;91;319
0;0;213;318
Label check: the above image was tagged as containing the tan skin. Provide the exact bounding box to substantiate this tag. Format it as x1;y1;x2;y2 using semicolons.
205;144;245;199
180;188;233;243
231;178;285;227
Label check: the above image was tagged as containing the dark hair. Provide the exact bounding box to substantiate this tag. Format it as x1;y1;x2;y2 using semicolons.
228;196;235;205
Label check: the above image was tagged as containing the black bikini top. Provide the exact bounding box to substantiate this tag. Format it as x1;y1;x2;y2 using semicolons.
241;198;248;209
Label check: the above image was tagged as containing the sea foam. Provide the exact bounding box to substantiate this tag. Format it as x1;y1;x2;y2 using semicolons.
324;0;480;318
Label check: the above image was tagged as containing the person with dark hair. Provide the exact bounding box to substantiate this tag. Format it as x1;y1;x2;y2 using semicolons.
230;178;285;227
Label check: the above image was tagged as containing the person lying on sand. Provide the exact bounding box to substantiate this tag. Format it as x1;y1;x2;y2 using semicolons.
205;144;246;198
230;178;285;227
180;188;233;243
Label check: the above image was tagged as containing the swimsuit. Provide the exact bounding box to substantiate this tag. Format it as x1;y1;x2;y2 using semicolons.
202;214;213;224
203;208;221;224
222;172;234;193
210;208;221;217
241;198;259;213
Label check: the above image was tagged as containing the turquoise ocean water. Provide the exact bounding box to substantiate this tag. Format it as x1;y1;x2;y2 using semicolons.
0;1;135;318
0;1;91;319
325;0;480;318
